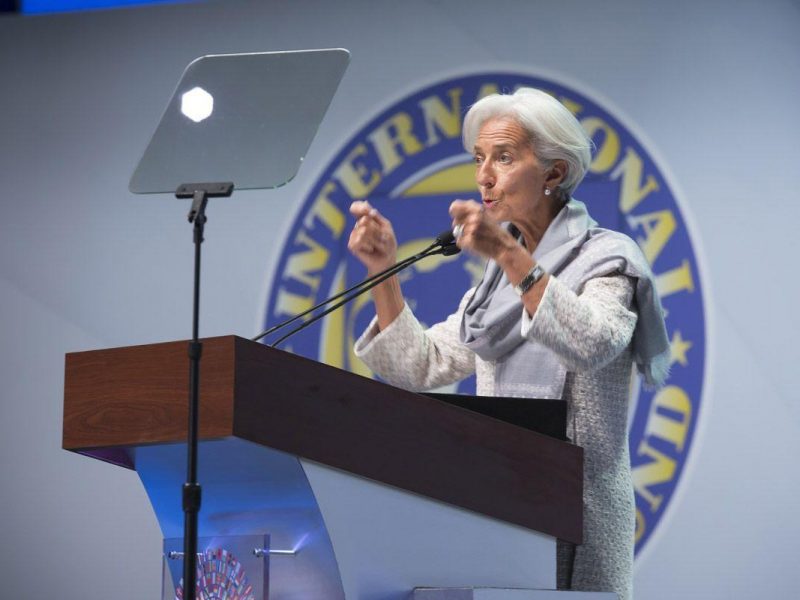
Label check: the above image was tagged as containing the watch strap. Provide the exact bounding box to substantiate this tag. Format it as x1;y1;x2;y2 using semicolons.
513;264;545;296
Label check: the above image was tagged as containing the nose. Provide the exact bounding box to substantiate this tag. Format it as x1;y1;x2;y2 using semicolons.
476;160;495;189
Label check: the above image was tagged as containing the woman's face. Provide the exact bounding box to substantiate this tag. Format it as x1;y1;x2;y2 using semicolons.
473;117;550;226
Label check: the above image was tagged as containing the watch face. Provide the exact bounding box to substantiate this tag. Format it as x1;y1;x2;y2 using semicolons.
515;266;541;296
513;281;525;296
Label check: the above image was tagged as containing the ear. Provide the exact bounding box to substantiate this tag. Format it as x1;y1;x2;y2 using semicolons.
545;159;568;190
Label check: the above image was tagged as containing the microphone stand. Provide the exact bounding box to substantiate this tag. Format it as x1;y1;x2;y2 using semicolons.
253;230;457;344
253;253;424;343
266;241;459;348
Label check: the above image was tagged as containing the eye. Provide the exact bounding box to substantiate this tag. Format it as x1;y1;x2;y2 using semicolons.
474;154;484;165
499;153;513;164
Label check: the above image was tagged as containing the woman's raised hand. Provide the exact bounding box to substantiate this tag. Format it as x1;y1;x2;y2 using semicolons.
348;200;398;275
449;199;516;260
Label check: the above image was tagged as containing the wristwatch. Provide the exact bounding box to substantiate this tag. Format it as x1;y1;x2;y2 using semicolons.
513;264;545;296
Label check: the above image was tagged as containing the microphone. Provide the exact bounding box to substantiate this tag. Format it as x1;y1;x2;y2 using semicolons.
435;228;456;247
441;239;460;256
252;228;460;347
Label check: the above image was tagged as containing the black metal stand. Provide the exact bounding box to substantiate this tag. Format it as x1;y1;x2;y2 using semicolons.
175;181;233;600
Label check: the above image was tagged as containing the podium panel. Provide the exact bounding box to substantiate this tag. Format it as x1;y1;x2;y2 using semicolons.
63;336;584;599
136;438;343;598
303;460;556;599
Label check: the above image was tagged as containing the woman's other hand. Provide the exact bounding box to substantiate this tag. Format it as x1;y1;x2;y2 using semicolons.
348;200;397;275
449;199;518;261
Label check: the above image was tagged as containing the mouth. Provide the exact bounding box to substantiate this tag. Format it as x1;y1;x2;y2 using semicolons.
483;198;499;208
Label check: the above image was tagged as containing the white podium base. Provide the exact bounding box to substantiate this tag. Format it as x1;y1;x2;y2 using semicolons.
412;588;617;600
302;459;557;600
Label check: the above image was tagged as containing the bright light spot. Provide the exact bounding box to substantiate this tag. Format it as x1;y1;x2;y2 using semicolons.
181;87;214;123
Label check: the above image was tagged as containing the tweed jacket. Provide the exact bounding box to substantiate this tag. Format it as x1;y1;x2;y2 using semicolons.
354;273;638;600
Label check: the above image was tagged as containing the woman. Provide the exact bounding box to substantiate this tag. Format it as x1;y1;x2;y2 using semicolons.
347;87;670;600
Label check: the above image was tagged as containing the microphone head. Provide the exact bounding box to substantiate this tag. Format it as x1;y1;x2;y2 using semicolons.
441;242;461;256
435;228;456;246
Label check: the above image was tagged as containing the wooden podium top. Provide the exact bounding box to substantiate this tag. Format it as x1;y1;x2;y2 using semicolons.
64;335;583;543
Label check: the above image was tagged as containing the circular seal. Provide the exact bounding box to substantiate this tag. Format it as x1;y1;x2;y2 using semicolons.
261;72;707;558
176;547;253;599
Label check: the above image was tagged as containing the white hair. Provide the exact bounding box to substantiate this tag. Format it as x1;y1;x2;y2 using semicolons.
462;87;593;198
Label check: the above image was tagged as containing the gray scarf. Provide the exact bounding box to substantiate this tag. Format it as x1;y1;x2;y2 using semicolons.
460;199;670;399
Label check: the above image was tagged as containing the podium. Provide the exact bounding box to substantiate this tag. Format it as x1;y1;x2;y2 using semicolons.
63;335;584;600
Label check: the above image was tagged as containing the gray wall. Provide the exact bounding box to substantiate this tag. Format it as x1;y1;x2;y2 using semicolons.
1;0;799;598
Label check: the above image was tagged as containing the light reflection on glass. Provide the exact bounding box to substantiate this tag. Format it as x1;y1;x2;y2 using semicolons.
181;86;214;123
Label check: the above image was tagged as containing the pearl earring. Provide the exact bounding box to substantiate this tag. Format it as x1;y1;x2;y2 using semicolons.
544;188;551;196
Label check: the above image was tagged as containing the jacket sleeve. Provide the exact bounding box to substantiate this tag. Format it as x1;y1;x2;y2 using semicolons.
354;291;476;391
521;274;638;372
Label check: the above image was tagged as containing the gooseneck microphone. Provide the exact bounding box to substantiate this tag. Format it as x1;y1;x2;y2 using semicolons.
252;228;459;347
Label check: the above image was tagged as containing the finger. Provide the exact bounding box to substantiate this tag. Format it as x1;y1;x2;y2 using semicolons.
355;214;385;237
348;233;375;256
349;200;373;218
448;199;470;220
449;199;483;220
368;208;393;230
356;204;392;232
351;223;386;252
351;201;392;232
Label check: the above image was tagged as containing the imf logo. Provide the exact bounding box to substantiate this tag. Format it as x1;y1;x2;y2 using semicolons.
262;72;708;558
